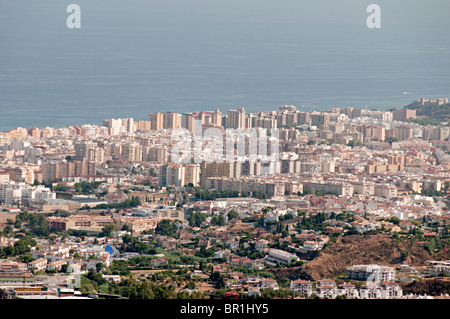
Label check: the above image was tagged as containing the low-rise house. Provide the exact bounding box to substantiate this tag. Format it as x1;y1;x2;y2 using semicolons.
255;239;269;250
46;260;67;272
246;287;261;297
179;234;195;245
243;275;260;288
66;263;82;273
102;274;122;284
82;258;108;271
381;282;403;299
151;257;169;268
399;221;416;231
259;278;279;290
226;240;240;250
27;258;47;272
239;257;253;268
359;282;383;299
337;282;359;299
325;226;343;234
315;279;337;299
355;221;380;233
213;249;231;260
229;255;242;267
316;284;337;299
160;240;177;250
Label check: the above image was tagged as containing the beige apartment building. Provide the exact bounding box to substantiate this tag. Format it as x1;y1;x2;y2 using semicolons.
149;112;181;130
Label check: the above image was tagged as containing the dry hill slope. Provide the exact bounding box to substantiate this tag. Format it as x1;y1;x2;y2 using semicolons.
272;233;434;281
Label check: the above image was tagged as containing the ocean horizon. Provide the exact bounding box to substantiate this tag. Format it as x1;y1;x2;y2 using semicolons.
1;0;449;132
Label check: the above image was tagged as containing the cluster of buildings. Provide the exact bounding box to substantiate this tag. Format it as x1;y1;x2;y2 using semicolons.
45;207;184;236
0;100;449;299
0;103;449;199
290;278;403;299
217;264;403;299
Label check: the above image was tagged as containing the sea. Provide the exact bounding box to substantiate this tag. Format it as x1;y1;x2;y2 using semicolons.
0;0;449;132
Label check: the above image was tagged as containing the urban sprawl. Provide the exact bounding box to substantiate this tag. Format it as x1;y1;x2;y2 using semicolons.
0;98;449;299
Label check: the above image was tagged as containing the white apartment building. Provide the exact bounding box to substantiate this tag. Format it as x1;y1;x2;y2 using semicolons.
290;280;313;296
337;283;359;298
259;278;279;290
315;279;337;298
347;264;396;282
0;182;55;205
358;282;403;299
265;248;299;265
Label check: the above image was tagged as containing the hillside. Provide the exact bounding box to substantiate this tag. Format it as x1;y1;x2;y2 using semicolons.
404;101;450;121
271;233;434;281
401;277;450;296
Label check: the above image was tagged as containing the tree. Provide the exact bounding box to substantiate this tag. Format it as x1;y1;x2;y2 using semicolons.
210;272;226;289
3;225;13;235
17;253;34;263
96;262;105;272
227;210;239;221
210;214;225;226
53;183;67;192
14;237;36;255
101;223;117;238
60;264;69;273
188;212;207;227
156;219;178;237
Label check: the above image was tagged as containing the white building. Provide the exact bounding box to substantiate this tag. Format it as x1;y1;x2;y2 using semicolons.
315;279;337;298
347;264;396;282
0;182;55;205
290;280;313;296
265;248;299;265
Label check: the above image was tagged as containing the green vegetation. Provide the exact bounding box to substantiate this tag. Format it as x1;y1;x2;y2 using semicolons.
297;212;329;232
347;140;363;147
405;117;443;126
155;219;179;237
81;270;121;295
193;188;241;200
0;236;36;259
188;211;207;227
120;234;156;255
75;181;103;194
11;211;50;237
404;102;450;120
89;196;141;210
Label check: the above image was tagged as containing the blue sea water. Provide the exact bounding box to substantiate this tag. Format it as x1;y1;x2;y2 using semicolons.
0;0;449;132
